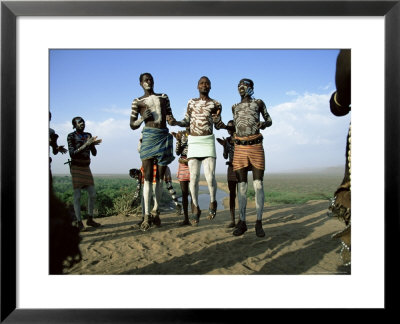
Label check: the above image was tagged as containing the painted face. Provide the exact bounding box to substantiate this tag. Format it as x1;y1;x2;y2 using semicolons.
75;118;85;131
197;77;211;94
141;74;154;90
238;80;254;97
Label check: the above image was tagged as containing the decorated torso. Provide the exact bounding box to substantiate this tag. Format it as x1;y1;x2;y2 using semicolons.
232;99;271;137
131;93;172;129
185;98;222;136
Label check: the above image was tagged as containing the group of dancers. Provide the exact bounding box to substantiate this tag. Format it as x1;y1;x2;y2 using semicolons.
50;73;273;237
128;73;272;237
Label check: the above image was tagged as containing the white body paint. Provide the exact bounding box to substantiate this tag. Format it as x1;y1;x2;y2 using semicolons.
143;95;162;124
188;157;216;208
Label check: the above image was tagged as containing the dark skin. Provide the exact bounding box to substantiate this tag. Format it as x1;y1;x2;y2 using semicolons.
130;74;176;182
74;118;102;154
230;80;265;182
172;77;221;137
217;121;237;226
49;112;67;155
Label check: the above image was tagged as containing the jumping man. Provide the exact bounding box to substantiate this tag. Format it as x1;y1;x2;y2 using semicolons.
172;76;222;226
130;73;176;231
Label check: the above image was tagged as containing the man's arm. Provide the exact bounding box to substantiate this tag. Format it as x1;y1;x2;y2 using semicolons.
171;102;190;127
330;49;351;116
130;99;151;130
257;100;272;130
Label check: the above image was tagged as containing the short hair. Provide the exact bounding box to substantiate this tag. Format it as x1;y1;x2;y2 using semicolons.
139;73;153;83
72;116;84;129
198;76;211;85
239;78;254;88
227;120;234;126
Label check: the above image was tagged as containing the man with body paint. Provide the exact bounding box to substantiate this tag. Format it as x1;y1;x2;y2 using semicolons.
171;76;222;226
216;79;272;237
130;73;176;232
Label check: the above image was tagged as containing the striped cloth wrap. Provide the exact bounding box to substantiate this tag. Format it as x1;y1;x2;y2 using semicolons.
140;127;175;166
232;133;265;171
70;160;94;189
177;159;190;182
187;134;216;159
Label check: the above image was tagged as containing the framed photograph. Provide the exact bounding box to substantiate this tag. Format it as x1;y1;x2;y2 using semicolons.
2;0;398;322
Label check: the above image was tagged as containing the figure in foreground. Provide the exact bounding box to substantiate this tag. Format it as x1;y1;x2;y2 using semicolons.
172;76;222;226
67;117;102;231
217;79;272;237
130;73;176;231
328;49;351;266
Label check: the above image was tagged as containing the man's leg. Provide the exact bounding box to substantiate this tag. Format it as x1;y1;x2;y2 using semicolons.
233;168;248;236
86;185;100;227
151;165;167;227
188;158;201;224
227;180;237;228
203;157;217;219
73;188;83;225
252;168;265;237
179;181;190;225
141;159;155;231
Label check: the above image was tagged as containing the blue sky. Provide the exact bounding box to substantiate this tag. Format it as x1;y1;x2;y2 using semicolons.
49;49;350;175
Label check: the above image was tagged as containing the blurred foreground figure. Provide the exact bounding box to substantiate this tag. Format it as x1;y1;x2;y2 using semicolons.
49;191;81;274
328;49;351;266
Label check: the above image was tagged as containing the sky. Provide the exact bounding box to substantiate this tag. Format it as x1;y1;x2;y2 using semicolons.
49;49;350;175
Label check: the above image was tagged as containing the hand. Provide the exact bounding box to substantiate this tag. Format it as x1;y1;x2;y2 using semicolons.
216;137;226;146
167;115;177;126
87;136;102;146
257;122;266;130
92;137;102;145
142;109;153;121
58;145;68;154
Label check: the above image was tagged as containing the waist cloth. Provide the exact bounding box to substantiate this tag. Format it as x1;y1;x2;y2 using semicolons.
70;159;94;189
177;157;190;182
187;134;216;159
140;127;175;166
232;133;265;171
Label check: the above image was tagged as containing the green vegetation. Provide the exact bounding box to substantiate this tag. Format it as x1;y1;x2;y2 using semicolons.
52;175;181;218
247;173;342;205
53;172;342;218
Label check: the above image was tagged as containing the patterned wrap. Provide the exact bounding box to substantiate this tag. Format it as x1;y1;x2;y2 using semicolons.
232;134;265;171
177;161;190;182
140;127;175;166
70;163;94;189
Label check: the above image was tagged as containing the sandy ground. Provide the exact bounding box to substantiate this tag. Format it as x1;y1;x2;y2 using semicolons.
64;181;350;275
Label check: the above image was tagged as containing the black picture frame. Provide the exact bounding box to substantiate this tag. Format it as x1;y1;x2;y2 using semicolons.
1;0;399;322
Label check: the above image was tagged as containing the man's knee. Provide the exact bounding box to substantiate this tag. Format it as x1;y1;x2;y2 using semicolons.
253;179;263;191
